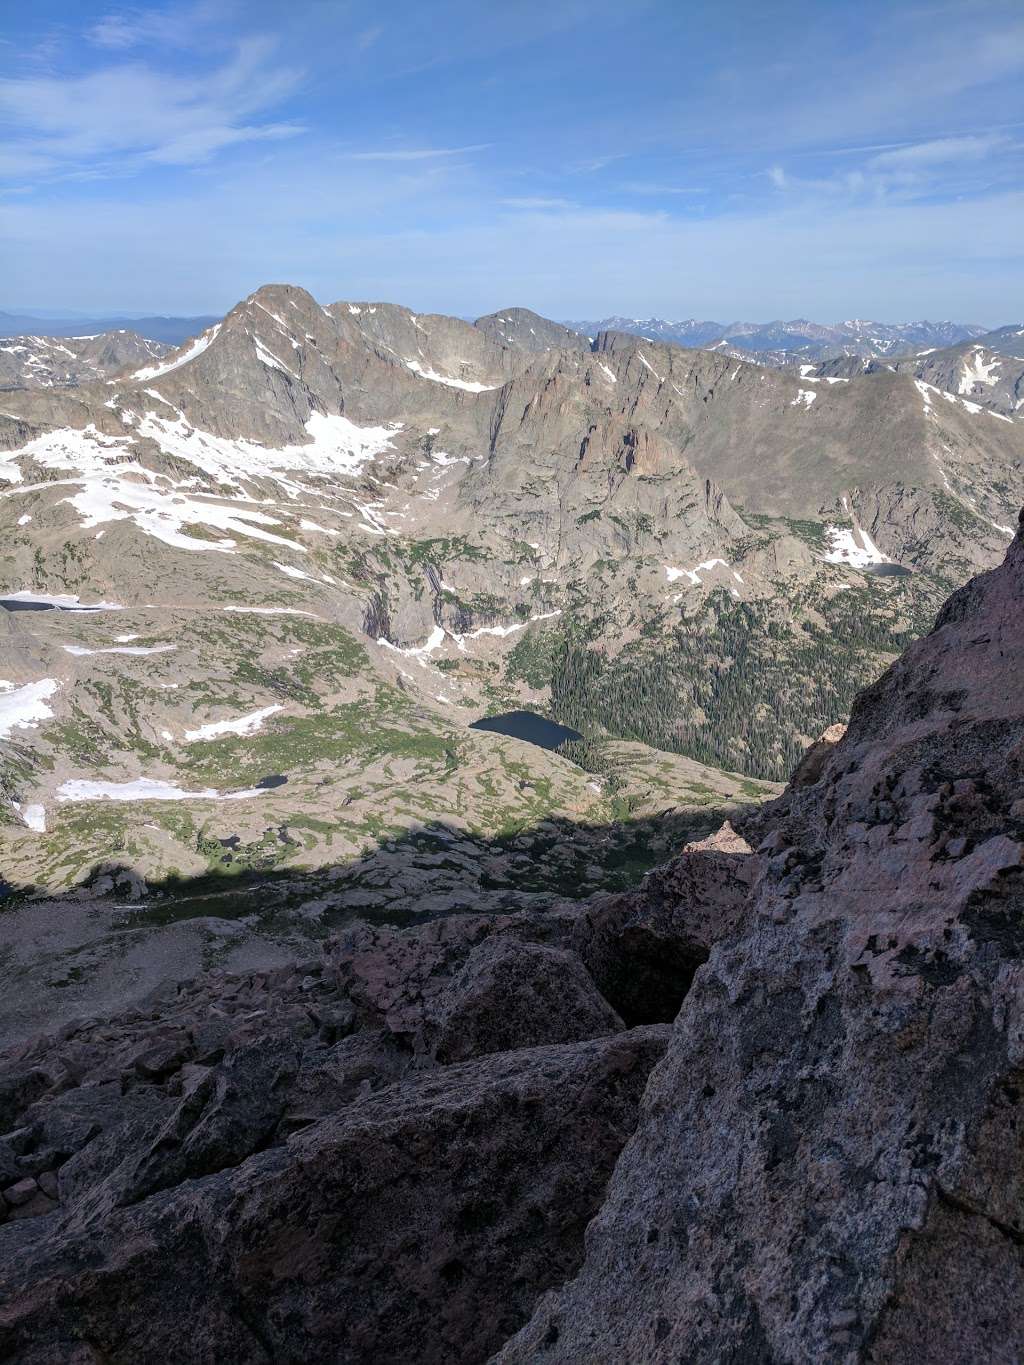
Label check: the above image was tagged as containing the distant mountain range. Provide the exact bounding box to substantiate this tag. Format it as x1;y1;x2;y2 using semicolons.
562;316;991;363
1;307;1001;361
0;331;168;391
0;310;220;346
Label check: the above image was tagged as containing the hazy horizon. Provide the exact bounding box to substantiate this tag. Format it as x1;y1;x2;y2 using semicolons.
0;296;1006;331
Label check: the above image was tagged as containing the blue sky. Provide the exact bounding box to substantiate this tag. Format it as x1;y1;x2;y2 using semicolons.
1;0;1022;321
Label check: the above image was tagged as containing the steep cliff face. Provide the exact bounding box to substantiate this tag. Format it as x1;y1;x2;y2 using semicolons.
500;511;1024;1363
0;517;1021;1361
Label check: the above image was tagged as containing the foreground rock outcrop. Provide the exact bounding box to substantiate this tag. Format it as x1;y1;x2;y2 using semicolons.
500;513;1024;1363
0;1029;667;1364
0;517;1022;1361
0;905;677;1363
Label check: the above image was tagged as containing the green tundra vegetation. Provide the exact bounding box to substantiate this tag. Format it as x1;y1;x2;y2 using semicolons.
526;576;944;780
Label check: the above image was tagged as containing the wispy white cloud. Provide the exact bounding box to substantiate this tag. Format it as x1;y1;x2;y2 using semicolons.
618;181;708;196
718;14;1024;155
88;14;157;49
2;0;1022;323
2;146;1018;323
86;2;229;51
0;33;303;178
500;196;575;210
354;26;384;52
869;133;1011;169
766;131;1019;202
146;122;304;166
566;154;625;175
344;145;490;161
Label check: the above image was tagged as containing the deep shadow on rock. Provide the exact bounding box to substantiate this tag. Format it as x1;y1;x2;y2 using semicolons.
0;1029;668;1365
572;820;756;1025
0;818;749;1362
0;803;735;1051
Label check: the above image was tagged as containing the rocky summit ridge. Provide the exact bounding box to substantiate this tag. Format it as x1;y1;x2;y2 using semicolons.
0;512;1020;1362
0;331;168;392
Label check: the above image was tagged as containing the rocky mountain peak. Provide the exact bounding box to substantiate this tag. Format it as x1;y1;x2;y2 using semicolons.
474;306;589;353
0;329;168;391
0;283;1021;924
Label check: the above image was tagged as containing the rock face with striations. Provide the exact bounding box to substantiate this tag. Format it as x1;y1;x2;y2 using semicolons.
499;511;1024;1363
0;518;1022;1362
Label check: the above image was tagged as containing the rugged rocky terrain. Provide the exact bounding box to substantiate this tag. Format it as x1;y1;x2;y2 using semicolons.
0;512;1019;1362
0;310;220;346
0;331;167;391
890;334;1024;418
500;507;1024;1364
0;283;1021;1028
806;328;1024;419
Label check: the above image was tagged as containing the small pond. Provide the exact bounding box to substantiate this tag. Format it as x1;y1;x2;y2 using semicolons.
0;598;110;612
469;710;583;752
0;599;59;613
863;563;913;578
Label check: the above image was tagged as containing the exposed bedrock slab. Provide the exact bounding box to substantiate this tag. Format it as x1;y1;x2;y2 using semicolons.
0;1028;668;1365
496;521;1024;1362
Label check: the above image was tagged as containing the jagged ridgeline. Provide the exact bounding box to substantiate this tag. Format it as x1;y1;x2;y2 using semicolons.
0;284;1022;899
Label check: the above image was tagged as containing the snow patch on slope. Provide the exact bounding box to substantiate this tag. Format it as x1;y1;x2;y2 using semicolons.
254;336;298;379
57;778;273;803
1;412;400;553
665;558;731;587
63;643;175;657
378;625;447;663
131;325;221;381
0;590;124;610
184;704;284;742
958;348;1001;392
822;525;889;567
273;561;316;581
0;679;58;738
403;359;500;393
14;802;46;832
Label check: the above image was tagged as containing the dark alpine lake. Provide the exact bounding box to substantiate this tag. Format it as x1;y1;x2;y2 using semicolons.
0;598;110;612
469;710;583;751
863;563;913;577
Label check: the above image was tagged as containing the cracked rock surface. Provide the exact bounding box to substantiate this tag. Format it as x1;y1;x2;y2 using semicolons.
498;515;1024;1363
